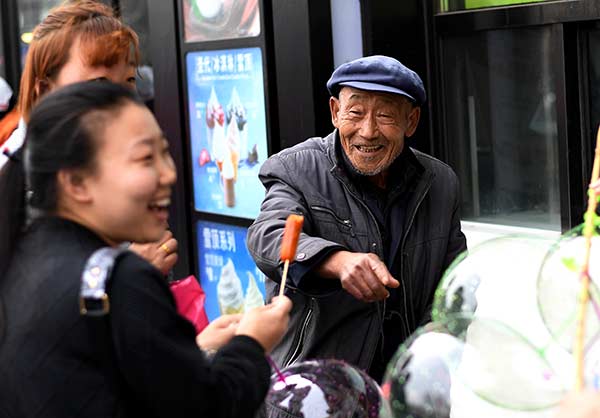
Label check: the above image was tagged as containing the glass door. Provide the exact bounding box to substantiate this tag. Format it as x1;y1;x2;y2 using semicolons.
441;26;562;230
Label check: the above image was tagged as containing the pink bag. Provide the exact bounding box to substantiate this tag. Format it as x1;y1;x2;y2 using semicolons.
169;275;210;334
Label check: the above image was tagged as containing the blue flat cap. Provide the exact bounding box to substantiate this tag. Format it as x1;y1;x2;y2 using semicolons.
326;55;426;106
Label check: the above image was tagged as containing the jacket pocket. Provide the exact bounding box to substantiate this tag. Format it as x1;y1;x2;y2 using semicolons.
310;205;356;238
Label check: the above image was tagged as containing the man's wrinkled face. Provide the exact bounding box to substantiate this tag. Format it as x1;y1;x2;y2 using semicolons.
330;87;420;177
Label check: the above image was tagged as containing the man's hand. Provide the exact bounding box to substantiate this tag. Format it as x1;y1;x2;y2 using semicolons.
129;230;178;276
315;251;399;302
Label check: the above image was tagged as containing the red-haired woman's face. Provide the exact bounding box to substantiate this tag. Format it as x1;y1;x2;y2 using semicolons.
52;37;136;90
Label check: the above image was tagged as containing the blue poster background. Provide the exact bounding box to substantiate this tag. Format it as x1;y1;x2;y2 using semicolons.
196;220;267;322
186;48;268;219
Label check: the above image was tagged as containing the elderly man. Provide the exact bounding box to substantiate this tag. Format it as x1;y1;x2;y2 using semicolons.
247;55;467;381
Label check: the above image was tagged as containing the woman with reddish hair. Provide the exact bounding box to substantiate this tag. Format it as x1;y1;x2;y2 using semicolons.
0;0;177;275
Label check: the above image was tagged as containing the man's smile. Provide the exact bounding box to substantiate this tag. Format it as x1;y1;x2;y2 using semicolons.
353;144;385;153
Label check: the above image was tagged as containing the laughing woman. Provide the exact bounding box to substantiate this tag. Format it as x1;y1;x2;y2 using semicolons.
0;82;291;418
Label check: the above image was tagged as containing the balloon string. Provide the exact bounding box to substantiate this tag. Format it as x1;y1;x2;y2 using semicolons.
266;354;287;383
574;125;600;391
588;282;600;321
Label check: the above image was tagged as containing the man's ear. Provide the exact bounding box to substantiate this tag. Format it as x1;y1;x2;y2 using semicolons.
405;106;421;138
329;96;340;128
56;169;93;204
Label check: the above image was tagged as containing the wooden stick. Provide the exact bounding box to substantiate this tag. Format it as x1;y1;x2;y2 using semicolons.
574;126;600;390
279;259;290;297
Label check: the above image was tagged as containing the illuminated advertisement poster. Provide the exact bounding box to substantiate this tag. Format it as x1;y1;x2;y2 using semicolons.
186;48;267;219
196;220;267;322
182;0;261;42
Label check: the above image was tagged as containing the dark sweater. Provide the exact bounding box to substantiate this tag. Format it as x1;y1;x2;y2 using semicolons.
0;217;270;418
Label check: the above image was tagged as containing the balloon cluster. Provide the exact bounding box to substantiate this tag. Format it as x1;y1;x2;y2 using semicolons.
383;227;600;418
263;226;600;417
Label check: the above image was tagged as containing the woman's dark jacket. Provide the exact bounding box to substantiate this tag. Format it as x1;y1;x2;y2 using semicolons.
0;217;270;418
247;130;467;372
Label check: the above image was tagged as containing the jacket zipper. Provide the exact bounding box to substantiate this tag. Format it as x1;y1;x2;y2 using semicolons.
310;205;356;237
333;170;433;348
332;179;387;369
399;177;433;329
284;300;314;367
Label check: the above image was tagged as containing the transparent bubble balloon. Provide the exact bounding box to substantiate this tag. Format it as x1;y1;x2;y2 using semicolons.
582;338;600;390
265;359;392;418
383;315;566;417
432;235;554;349
382;327;458;418
537;224;600;353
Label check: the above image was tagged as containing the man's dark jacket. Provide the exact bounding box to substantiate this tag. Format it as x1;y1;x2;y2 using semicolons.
247;130;467;372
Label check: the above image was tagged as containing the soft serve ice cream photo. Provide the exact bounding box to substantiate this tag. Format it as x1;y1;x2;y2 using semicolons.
217;258;245;315
197;221;268;321
244;271;265;311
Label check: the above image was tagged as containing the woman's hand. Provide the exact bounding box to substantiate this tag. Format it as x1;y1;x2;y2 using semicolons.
130;230;178;275
555;391;600;418
195;314;242;352
236;296;292;353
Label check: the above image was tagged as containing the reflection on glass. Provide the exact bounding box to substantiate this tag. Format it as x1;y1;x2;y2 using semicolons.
442;27;561;230
17;0;63;67
439;0;552;13
182;0;261;42
0;10;5;79
119;0;154;110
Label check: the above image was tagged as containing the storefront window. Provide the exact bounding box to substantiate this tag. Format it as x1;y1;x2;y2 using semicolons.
439;0;553;13
442;26;561;230
588;29;600;162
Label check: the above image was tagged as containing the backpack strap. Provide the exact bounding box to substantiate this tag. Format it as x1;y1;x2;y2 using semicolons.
79;247;127;316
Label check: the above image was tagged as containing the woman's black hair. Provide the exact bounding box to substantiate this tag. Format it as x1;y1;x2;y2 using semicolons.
0;81;143;278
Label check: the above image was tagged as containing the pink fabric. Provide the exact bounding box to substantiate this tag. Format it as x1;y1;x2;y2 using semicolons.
169;275;209;334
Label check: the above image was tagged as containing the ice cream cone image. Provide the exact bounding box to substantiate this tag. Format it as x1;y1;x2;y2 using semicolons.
217;258;244;315
213;125;226;171
227;87;247;161
206;87;226;166
222;154;235;208
244;271;265;311
226;120;240;182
